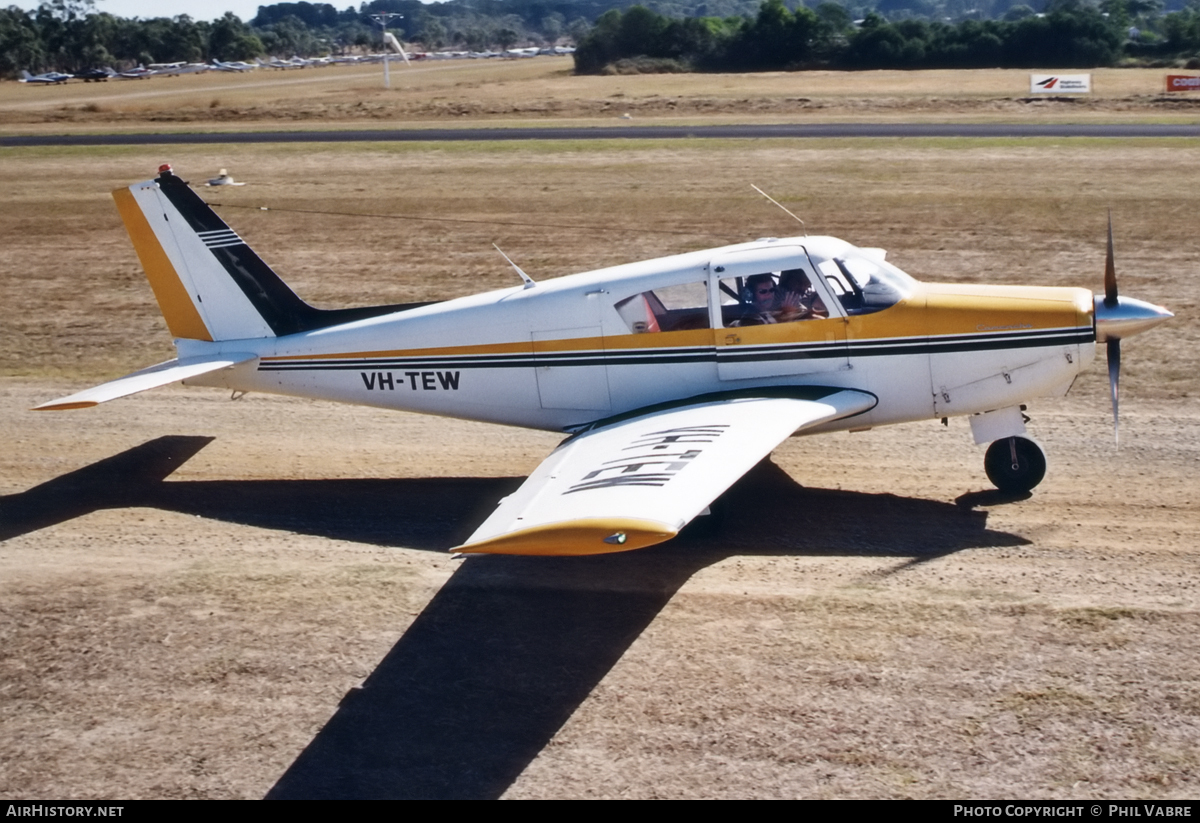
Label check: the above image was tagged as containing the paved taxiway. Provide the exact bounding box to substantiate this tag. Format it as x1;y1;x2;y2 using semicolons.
4;122;1200;146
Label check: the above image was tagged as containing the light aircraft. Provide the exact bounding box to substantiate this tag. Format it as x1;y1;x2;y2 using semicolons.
74;67;115;82
36;166;1173;556
204;168;246;187
114;64;154;79
149;61;210;76
19;69;73;85
210;59;257;72
257;56;307;70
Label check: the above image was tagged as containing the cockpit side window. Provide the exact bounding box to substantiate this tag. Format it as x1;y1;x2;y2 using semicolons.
716;267;829;327
812;251;913;316
614;280;710;333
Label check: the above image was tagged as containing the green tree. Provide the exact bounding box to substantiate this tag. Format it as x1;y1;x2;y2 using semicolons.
210;12;263;61
0;7;46;74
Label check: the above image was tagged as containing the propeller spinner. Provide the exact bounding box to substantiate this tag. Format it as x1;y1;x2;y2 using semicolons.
1092;214;1173;444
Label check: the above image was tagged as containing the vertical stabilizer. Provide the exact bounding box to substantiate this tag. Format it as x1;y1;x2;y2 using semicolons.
115;165;340;341
114;166;434;342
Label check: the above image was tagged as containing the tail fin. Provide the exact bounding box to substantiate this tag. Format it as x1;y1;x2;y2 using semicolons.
115;167;296;340
115;166;429;342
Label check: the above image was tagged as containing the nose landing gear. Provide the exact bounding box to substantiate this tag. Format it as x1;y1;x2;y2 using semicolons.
984;436;1047;493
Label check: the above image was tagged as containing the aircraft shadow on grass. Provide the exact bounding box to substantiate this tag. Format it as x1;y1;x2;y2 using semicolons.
1;436;1029;799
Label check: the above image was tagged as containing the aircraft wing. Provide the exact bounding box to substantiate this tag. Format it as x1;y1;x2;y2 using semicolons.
34;354;256;410
457;387;877;556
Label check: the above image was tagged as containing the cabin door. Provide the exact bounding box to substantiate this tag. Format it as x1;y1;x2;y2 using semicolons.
710;246;850;382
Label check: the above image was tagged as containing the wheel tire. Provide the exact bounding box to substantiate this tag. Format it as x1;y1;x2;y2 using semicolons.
984;436;1047;493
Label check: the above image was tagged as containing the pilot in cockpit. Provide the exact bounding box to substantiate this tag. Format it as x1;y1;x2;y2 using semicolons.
731;270;828;326
731;273;780;326
775;268;828;322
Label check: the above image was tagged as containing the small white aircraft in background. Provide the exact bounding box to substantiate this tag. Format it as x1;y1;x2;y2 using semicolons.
204;168;246;187
149;61;210;76
37;166;1173;556
114;64;154;79
257;56;307;70
210;59;258;72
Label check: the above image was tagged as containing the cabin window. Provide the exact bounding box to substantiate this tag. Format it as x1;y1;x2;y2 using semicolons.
716;268;829;327
811;252;914;315
614;280;710;333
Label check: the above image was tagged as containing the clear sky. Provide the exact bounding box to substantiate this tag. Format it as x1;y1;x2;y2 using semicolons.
11;0;285;23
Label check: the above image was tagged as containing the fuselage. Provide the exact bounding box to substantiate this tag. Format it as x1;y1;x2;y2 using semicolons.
184;235;1097;434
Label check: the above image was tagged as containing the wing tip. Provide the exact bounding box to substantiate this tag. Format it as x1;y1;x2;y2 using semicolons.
32;400;99;411
455;518;677;557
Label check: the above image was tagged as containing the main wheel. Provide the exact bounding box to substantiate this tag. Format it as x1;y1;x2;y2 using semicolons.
984;436;1047;493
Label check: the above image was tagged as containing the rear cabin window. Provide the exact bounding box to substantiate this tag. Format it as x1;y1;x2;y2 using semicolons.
614;281;710;333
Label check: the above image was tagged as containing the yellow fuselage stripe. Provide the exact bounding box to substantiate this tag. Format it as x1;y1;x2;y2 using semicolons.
261;285;1090;364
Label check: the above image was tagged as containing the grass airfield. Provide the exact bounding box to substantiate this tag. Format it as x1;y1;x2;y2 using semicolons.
1;62;1199;799
3;60;1200;134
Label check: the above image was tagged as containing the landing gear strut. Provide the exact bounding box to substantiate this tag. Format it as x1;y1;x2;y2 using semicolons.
984;436;1046;493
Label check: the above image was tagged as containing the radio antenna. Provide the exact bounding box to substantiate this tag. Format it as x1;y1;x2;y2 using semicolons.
752;184;806;237
494;243;536;289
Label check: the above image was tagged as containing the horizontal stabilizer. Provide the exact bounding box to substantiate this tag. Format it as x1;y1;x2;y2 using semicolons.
34;354;256;410
457;388;877;556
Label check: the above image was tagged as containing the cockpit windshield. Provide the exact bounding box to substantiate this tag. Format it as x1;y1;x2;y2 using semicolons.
809;248;916;315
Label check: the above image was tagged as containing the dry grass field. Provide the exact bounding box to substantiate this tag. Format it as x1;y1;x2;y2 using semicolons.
3;60;1200;134
1;66;1199;799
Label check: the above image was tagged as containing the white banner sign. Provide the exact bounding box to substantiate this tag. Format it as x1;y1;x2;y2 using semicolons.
1030;74;1092;94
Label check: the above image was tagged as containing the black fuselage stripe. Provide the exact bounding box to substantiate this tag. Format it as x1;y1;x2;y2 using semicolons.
258;329;1094;371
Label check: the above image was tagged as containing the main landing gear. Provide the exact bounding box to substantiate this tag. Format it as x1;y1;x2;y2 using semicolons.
984;436;1047;494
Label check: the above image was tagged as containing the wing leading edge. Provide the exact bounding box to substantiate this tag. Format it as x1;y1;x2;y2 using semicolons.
457;387;877;556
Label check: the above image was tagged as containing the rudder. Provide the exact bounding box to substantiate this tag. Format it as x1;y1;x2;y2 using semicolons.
115;166;427;342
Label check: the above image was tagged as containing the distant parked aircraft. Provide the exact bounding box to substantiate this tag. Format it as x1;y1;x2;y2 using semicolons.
210;59;257;72
19;70;73;85
74;67;115;82
204;168;246;187
149;62;210;76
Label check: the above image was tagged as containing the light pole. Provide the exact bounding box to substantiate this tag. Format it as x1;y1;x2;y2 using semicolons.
369;12;405;88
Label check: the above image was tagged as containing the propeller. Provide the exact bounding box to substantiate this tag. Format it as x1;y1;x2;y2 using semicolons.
1093;213;1173;445
1105;212;1121;445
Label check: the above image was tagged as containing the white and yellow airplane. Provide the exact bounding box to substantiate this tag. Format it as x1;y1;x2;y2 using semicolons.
37;166;1173;556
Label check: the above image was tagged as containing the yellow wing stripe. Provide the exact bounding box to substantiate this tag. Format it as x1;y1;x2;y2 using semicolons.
112;187;212;342
453;518;676;556
33;400;98;411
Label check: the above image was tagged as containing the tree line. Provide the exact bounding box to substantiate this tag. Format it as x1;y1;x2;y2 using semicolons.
575;0;1200;72
7;0;1200;78
2;0;694;76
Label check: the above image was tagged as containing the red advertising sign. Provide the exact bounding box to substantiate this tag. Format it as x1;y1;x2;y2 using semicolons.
1165;75;1200;91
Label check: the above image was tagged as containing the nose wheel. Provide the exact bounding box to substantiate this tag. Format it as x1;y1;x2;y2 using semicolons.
984;436;1047;493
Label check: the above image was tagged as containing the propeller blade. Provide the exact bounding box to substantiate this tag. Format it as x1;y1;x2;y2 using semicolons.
1104;210;1118;309
1107;337;1121;445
